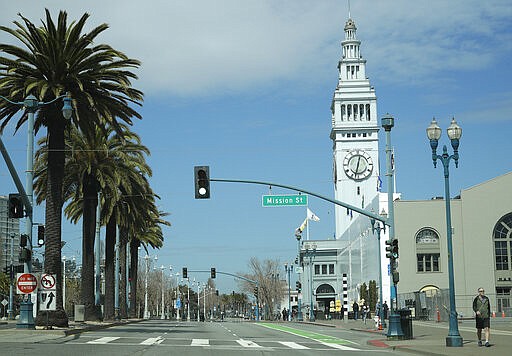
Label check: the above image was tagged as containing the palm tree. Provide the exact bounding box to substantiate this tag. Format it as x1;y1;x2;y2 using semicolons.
0;10;143;326
35;123;157;321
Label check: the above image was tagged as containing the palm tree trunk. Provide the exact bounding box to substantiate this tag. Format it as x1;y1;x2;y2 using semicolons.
81;176;101;321
119;227;128;318
36;120;67;327
129;239;139;318
103;215;116;320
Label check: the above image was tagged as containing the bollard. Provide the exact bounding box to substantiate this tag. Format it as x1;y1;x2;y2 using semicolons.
436;307;441;322
502;310;506;318
492;311;496;318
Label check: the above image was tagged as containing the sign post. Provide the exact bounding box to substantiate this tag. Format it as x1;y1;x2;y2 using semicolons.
16;273;37;329
39;273;57;311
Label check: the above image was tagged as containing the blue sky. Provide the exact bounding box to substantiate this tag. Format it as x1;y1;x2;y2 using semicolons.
1;1;511;293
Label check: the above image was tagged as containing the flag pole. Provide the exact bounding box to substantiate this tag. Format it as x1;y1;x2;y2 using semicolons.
306;207;310;241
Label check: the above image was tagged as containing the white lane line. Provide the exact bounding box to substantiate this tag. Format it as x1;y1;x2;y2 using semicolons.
191;338;210;346
321;342;359;351
140;336;164;345
236;339;262;348
87;336;120;344
279;341;309;349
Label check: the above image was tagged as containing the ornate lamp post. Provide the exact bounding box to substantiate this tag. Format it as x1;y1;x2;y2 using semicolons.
0;93;72;329
295;230;303;321
160;265;165;319
284;263;293;321
175;272;181;321
304;242;317;322
144;255;150;319
426;117;463;347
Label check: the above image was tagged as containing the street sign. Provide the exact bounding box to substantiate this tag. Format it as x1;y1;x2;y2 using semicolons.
39;291;56;311
262;194;308;207
16;273;38;294
40;273;56;290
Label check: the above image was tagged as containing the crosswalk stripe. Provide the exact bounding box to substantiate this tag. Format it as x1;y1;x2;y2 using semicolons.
140;337;164;345
87;336;120;344
191;339;210;346
236;339;261;348
279;341;309;349
321;342;359;351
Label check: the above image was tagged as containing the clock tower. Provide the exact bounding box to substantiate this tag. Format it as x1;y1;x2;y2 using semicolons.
331;17;379;239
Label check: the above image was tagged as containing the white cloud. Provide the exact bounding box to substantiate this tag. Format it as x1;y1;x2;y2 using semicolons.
0;1;511;96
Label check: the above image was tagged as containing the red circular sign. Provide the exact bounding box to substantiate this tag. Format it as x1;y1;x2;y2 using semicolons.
17;273;38;294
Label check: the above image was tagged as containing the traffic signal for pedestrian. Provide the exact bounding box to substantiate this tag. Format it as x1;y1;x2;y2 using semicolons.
182;267;188;279
295;281;301;292
37;225;45;247
8;193;24;218
215;290;219;296
194;166;210;199
392;270;400;284
391;239;399;259
20;234;28;247
211;267;216;279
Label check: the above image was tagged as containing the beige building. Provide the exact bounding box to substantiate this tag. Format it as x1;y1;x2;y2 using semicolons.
394;172;512;319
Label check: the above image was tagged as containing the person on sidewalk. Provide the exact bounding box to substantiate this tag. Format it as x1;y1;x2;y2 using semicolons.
473;287;491;347
362;304;368;324
383;301;389;320
352;301;359;320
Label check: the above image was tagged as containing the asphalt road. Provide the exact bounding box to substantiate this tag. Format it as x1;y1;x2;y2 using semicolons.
0;319;425;355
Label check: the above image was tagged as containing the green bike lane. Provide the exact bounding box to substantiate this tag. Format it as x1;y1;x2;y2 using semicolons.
257;322;360;350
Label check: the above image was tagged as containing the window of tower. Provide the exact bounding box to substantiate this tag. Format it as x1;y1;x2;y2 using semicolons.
360;104;364;120
366;104;371;120
346;66;350;79
357;187;360;195
354;104;358;119
347;105;352;120
341;105;346;121
356;65;360;79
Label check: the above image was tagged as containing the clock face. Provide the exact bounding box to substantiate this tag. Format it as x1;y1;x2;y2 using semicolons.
343;149;374;180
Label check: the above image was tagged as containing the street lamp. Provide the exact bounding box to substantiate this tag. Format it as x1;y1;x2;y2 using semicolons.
381;113;404;339
175;272;180;321
62;256;67;312
426;117;463;347
0;93;72;329
295;231;304;321
284;263;293;321
160;265;165;320
304;242;317;322
144;255;150;319
194;278;200;322
184;277;191;321
371;209;388;330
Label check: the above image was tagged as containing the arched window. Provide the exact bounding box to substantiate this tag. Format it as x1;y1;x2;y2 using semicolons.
415;228;441;273
493;213;512;270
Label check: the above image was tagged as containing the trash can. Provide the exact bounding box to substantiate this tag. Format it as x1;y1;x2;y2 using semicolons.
398;309;413;339
74;304;85;322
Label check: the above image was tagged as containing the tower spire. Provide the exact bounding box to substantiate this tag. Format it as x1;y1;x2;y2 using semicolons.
348;0;351;19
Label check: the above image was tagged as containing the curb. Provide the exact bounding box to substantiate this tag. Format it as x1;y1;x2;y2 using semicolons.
64;318;144;336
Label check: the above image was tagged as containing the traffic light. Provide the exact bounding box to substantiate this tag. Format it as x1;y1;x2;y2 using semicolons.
392;270;400;284
37;225;45;247
215;289;219;296
182;267;188;279
385;239;393;259
194;166;210;199
211;267;216;279
391;239;399;259
295;281;301;292
8;193;24;218
20;234;28;247
254;286;258;298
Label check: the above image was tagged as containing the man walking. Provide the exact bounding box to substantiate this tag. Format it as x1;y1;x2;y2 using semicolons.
473;287;491;347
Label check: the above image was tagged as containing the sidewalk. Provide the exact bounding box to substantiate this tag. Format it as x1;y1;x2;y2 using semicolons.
308;317;512;356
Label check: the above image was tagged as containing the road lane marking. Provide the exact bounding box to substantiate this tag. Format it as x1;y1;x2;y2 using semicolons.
87;336;120;344
279;341;309;349
321;341;359;350
140;337;164;345
236;339;261;348
191;339;209;346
